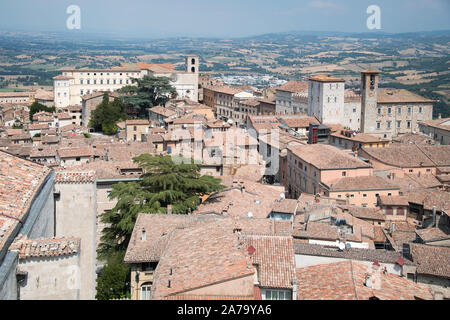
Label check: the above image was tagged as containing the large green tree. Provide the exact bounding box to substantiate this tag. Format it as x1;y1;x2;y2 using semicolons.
29;101;55;121
89;93;127;135
95;251;130;300
97;154;224;260
118;75;177;118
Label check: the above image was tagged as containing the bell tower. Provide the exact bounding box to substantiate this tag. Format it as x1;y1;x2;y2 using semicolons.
185;54;199;74
360;69;380;133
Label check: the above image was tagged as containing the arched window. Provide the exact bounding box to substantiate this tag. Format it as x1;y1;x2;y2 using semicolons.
191;58;196;65
191;67;195;73
140;282;152;300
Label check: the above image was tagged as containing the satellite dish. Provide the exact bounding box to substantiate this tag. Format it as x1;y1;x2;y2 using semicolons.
338;242;345;251
227;119;233;125
345;243;351;250
248;211;253;218
280;192;285;200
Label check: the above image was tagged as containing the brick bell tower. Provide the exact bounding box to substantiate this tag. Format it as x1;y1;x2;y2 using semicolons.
360;69;380;134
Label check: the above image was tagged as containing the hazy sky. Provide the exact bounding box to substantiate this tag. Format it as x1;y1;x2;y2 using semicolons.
0;0;449;38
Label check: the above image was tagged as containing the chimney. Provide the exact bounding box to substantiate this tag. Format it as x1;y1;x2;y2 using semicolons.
408;184;412;192
167;205;172;215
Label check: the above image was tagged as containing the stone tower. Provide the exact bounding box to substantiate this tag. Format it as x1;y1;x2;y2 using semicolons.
360;69;380;134
185;54;199;74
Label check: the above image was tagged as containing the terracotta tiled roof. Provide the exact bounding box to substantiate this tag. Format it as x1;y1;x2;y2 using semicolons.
247;235;295;289
53;75;73;80
362;145;450;168
81;91;120;101
206;85;243;96
57;146;94;158
195;180;285;219
0;92;30;97
410;244;450;278
293;221;362;242
419;118;450;132
124;214;215;263
277;81;308;93
56;112;72;120
407;188;450;213
239;99;260;107
125;119;149;126
30;145;57;158
377;89;435;104
271;199;299;214
288;144;371;170
328;175;399;191
150;219;254;299
309;75;345;83
331;131;389;143
296;261;432;300
341;205;385;221
392;133;435;145
294;241;414;265
416;227;450;243
279;116;319;128
0;151;51;220
11;235;80;259
54;171;95;183
149;106;176;117
378;195;409;206
28;123;50;130
248;115;281;133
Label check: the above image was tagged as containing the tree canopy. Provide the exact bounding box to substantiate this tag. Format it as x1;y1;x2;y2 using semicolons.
88;93;127;135
95;251;130;300
118;75;177;118
29;101;55;121
97;154;224;260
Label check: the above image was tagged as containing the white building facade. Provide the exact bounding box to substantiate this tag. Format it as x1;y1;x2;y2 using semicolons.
54;55;199;108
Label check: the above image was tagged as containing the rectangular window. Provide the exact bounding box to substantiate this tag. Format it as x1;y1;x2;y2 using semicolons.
388;107;391;114
407;121;411;129
408;107;411;114
419;107;422;113
376;122;381;129
398;107;401;114
377;108;381;114
342;171;346;176
140;286;151;300
397;121;401;128
387;121;391;129
265;290;291;300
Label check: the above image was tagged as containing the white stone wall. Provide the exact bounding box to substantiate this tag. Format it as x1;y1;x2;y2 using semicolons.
54;181;97;300
343;101;361;131
276;90;293;114
54;79;71;108
308;81;345;125
18;254;81;300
